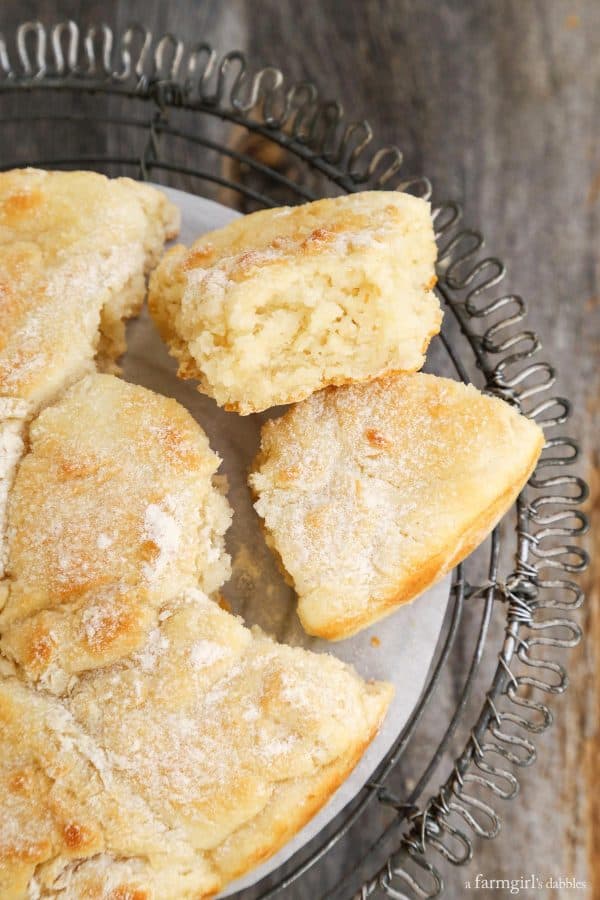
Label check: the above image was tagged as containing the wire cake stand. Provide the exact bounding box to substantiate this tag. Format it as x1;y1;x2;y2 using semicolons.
0;20;590;900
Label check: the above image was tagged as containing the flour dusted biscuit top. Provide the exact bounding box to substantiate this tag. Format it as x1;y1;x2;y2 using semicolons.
0;168;179;411
0;591;391;899
250;373;545;639
0;673;222;900
149;190;441;413
0;373;232;691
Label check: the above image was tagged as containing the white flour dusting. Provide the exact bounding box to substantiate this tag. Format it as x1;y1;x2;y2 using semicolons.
142;500;181;581
189;640;227;669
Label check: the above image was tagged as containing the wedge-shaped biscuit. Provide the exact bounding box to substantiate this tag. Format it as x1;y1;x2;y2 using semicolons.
0;673;219;900
0;168;179;412
149;190;441;413
0;592;391;899
0;373;232;692
250;373;545;639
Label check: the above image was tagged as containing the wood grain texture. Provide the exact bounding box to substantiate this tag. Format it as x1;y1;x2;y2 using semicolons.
0;1;598;898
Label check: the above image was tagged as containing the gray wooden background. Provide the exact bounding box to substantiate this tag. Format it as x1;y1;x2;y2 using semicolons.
0;1;598;898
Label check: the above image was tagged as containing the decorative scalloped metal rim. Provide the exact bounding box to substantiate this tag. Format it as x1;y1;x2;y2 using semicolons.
0;20;590;900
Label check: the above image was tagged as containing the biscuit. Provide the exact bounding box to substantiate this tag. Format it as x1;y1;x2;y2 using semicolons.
0;376;392;898
250;373;545;639
0;168;179;412
1;592;391;899
0;373;232;692
149;190;441;413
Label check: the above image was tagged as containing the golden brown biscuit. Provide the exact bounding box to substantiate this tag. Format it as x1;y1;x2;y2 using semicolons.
0;373;232;692
250;373;545;639
0;168;179;412
0;592;390;899
149;191;441;413
0;673;221;900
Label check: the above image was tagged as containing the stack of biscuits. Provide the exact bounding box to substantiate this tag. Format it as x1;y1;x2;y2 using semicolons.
0;170;543;899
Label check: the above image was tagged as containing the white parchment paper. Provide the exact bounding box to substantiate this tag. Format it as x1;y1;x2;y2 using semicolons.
122;186;451;895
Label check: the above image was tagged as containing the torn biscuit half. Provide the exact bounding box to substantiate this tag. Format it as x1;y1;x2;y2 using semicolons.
149;190;441;414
